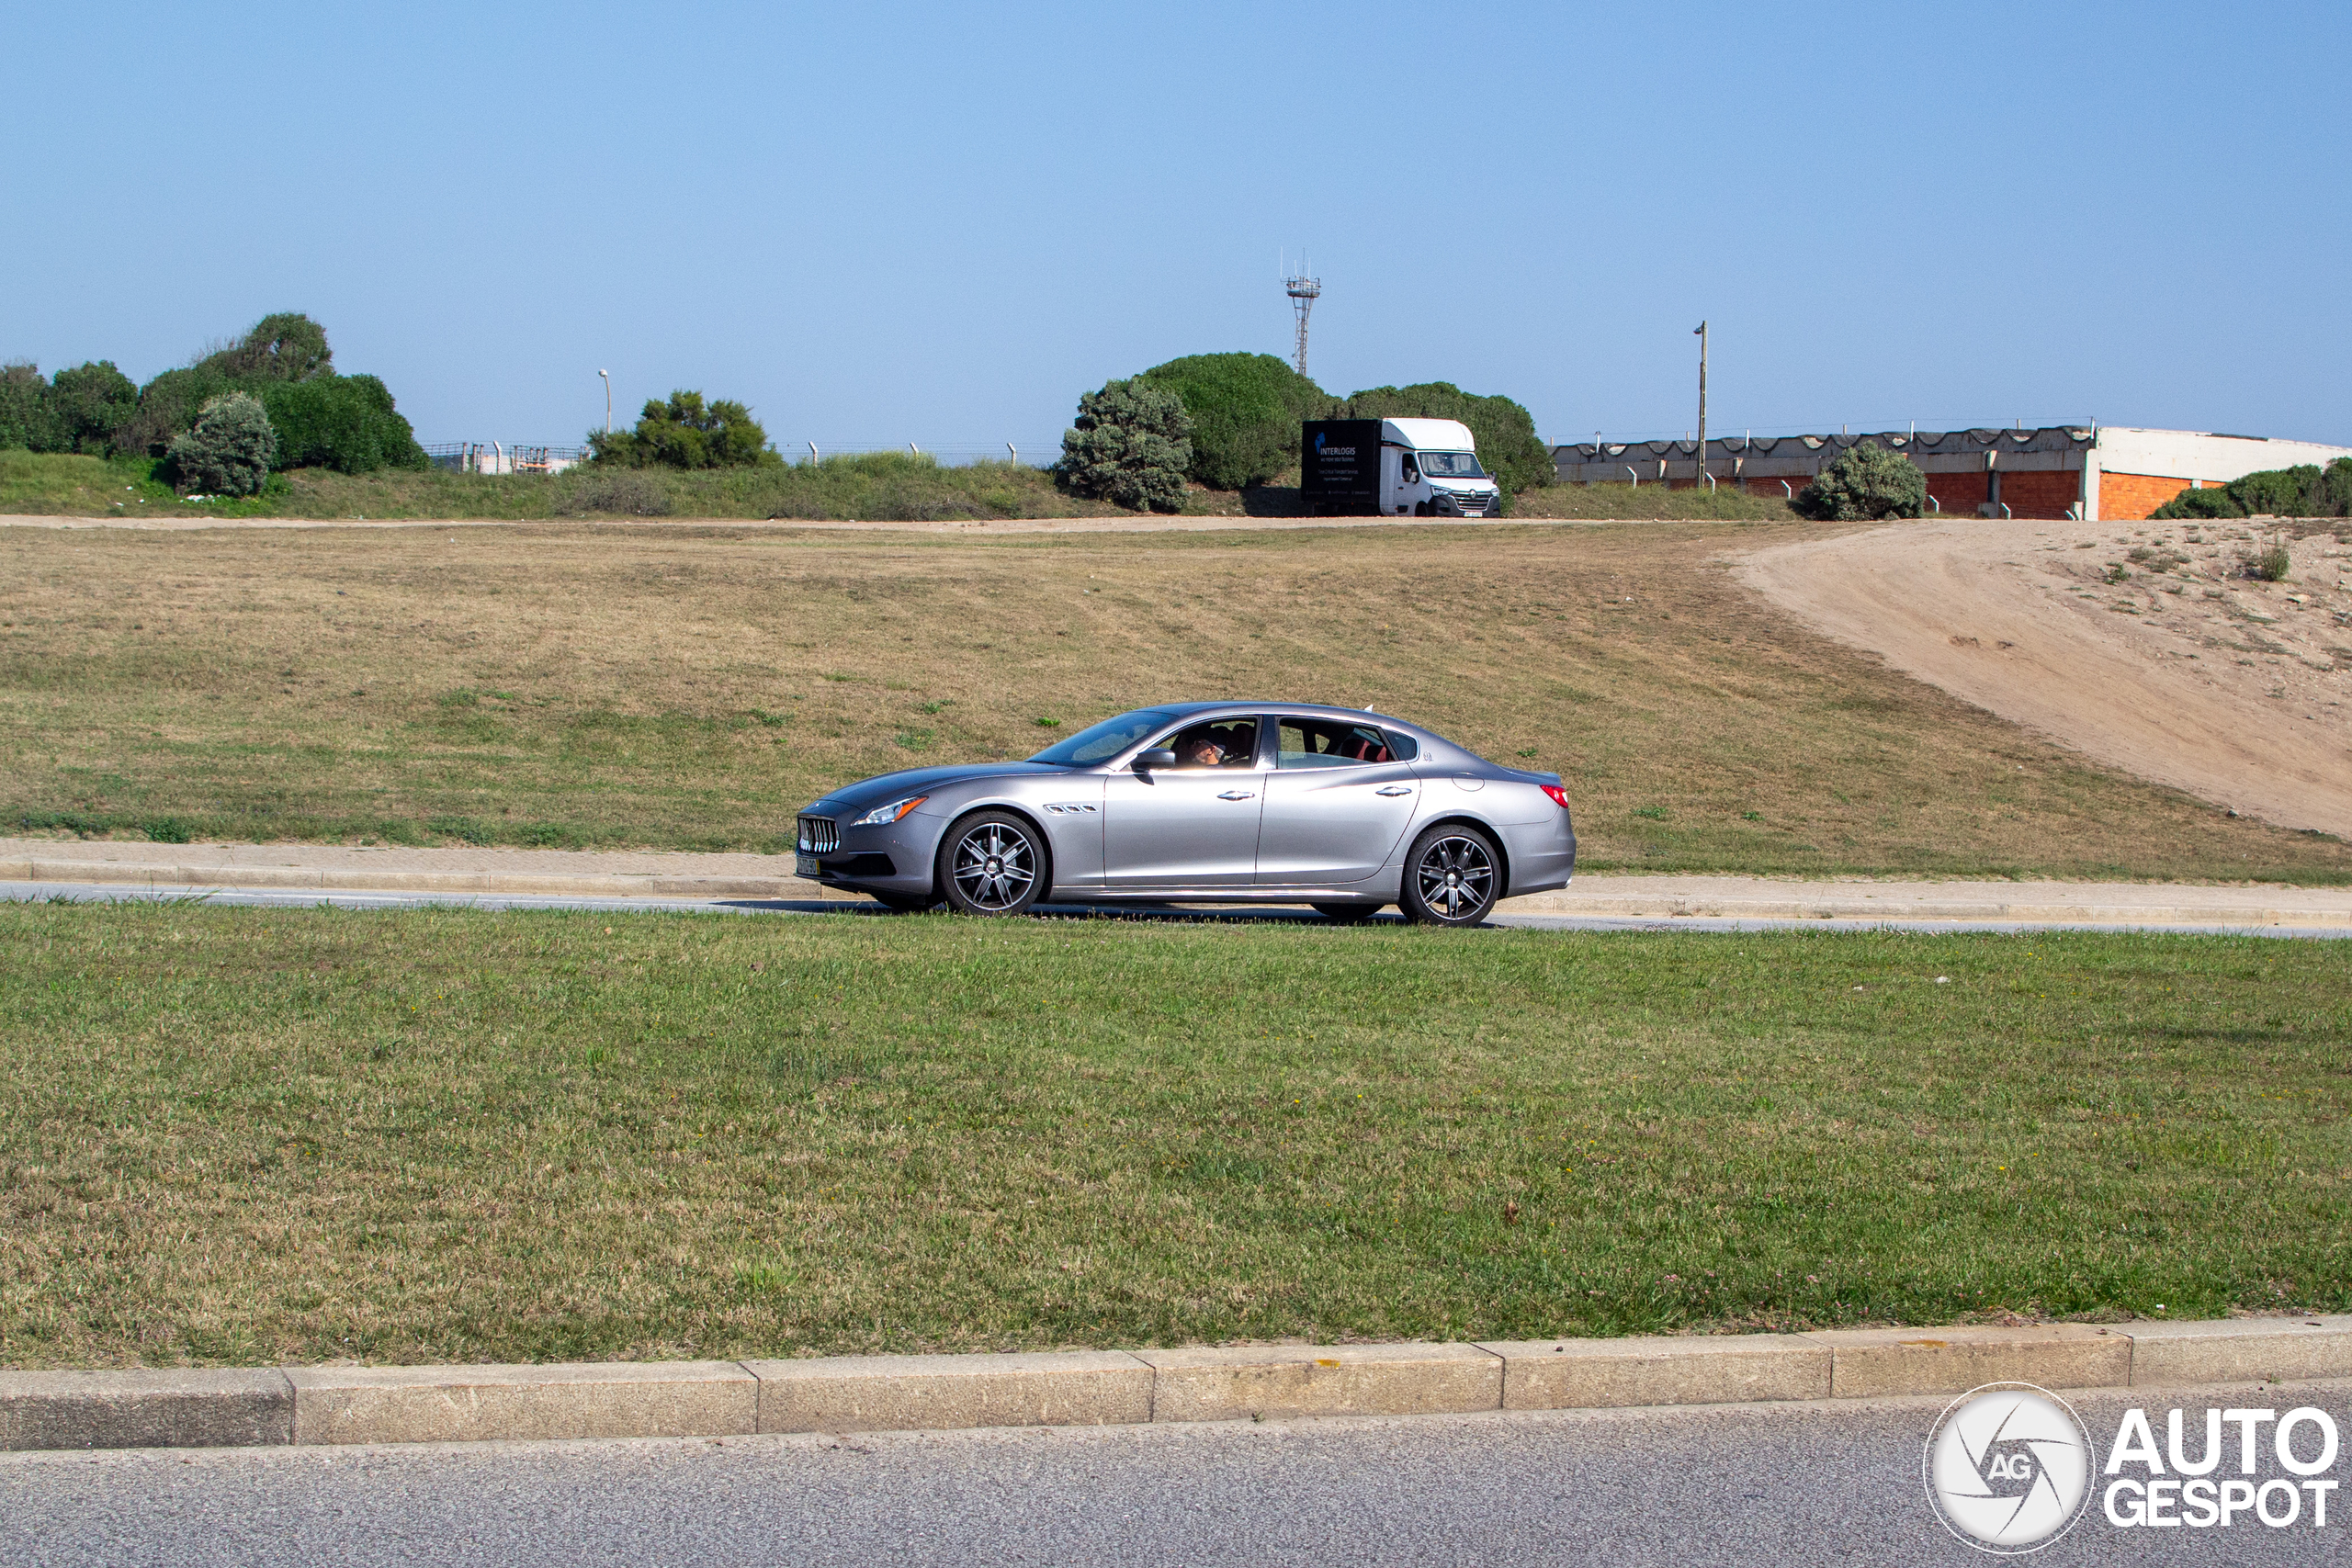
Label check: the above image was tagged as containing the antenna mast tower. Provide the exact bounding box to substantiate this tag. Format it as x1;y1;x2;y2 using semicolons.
1283;257;1321;377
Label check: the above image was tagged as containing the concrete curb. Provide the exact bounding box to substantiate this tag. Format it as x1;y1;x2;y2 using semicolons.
5;1316;2346;1452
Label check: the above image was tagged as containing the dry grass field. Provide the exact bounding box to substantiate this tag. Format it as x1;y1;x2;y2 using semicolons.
3;518;2346;881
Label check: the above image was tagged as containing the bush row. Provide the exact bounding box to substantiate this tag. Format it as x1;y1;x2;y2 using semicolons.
0;312;426;488
2152;458;2352;520
1057;350;1559;508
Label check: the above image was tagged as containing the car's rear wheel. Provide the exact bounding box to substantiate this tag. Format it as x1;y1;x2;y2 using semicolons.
1399;824;1499;927
936;811;1046;917
1311;902;1380;924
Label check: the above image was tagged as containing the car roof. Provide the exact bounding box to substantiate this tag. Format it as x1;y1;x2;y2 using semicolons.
1151;701;1429;736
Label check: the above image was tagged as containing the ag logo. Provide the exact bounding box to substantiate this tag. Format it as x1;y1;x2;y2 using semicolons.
1924;1382;2094;1553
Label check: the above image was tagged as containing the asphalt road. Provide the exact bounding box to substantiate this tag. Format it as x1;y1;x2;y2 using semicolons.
6;1385;2347;1567
5;880;2342;939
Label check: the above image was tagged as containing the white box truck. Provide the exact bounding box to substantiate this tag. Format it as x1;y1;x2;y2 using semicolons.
1299;417;1502;517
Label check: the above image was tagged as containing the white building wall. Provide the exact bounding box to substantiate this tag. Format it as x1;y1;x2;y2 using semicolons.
2095;427;2352;484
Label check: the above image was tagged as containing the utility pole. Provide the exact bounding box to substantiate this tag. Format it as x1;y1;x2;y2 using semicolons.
1692;322;1708;489
597;369;612;434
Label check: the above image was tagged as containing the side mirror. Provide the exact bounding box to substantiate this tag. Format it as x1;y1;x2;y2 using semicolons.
1134;749;1177;773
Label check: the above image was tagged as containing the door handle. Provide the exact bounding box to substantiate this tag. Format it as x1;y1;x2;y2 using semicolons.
1375;785;1415;796
1217;790;1256;801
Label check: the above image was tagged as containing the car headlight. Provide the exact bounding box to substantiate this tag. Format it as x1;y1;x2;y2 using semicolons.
852;795;928;828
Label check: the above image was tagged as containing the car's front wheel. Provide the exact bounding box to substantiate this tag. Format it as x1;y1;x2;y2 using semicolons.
936;811;1047;917
1399;824;1499;927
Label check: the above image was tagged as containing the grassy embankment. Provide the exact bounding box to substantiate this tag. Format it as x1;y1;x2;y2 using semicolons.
0;449;1121;524
5;519;2347;882
1;902;2342;1368
3;447;1792;524
4;519;2346;882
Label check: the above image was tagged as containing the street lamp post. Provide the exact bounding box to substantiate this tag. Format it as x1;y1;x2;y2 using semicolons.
1691;322;1708;490
597;369;612;434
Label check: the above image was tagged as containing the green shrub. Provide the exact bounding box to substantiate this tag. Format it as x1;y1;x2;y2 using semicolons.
1139;353;1329;491
1057;378;1193;512
48;362;138;454
587;391;779;468
561;470;672;516
166;393;277;496
2241;530;2293;581
1332;382;1555;497
1793;442;1926;521
2150;486;2242;520
260;374;426;473
2152;458;2352;521
112;312;426;467
0;363;58;451
117;366;238;458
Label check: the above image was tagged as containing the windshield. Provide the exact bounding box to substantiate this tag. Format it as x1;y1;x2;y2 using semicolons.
1419;451;1486;479
1027;708;1180;764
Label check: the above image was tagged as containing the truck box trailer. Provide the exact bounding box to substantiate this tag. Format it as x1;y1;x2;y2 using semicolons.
1299;417;1501;517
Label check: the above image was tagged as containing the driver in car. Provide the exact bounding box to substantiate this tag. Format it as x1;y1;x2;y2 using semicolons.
1180;734;1226;767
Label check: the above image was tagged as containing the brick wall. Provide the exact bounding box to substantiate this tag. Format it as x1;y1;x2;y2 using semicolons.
2098;470;2197;522
1926;472;1988;514
1995;468;2081;520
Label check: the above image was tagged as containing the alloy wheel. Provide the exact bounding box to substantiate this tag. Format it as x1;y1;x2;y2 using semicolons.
950;821;1036;911
1414;834;1495;919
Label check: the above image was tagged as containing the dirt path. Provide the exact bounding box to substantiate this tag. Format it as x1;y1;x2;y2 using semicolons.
8;840;2351;924
0;512;1631;536
1738;515;2352;836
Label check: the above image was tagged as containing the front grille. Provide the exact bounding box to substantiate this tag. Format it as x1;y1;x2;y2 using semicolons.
797;816;839;853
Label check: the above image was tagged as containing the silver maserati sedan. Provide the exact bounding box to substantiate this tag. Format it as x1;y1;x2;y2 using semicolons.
793;704;1575;925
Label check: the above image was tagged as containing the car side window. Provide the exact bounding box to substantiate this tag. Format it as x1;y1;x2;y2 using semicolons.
1277;718;1393;769
1381;728;1419;761
1162;717;1259;769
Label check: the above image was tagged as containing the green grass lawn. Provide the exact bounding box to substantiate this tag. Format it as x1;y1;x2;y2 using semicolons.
2;900;2343;1369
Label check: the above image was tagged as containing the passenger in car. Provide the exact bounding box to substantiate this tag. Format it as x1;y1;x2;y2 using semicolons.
1180;735;1226;767
1172;721;1255;768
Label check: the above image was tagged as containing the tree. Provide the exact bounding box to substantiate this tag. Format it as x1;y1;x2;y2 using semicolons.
198;312;334;383
49;362;139;453
1793;442;1926;520
0;363;60;451
587;390;779;468
262;374;427;472
1332;381;1555;499
166;393;277;495
1139;353;1329;491
119;312;416;466
1057;378;1193;512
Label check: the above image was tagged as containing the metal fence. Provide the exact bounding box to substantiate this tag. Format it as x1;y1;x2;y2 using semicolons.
423;442;588;476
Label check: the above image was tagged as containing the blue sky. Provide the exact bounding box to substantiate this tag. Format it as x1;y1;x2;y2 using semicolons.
7;1;2348;453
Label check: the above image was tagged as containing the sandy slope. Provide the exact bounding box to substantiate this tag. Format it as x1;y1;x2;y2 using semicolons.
1738;515;2352;836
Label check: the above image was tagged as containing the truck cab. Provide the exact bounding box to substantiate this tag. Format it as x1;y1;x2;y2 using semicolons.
1301;417;1502;517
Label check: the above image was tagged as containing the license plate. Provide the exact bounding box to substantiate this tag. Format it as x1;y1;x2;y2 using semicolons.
796;853;821;877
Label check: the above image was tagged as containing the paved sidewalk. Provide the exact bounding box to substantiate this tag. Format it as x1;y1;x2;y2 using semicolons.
6;839;2349;928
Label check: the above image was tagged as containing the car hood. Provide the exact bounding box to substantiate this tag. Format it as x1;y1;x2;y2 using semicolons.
803;761;1069;817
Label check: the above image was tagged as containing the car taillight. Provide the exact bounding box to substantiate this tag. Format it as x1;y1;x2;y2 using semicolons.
1541;784;1571;810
